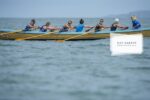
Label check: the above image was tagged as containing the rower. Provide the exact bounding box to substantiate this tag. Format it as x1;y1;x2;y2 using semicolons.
110;18;128;31
60;20;74;32
24;19;39;31
131;16;141;29
40;22;59;32
95;19;109;32
75;19;93;32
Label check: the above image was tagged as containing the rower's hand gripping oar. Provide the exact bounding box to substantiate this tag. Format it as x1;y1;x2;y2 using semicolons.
15;31;58;41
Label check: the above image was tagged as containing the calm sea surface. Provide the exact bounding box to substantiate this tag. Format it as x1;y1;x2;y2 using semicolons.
0;18;150;100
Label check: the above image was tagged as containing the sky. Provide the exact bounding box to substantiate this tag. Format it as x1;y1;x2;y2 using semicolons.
0;0;150;18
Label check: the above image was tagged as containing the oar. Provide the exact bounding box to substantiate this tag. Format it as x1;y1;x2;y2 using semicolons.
15;31;58;41
56;32;92;43
56;27;94;42
85;27;94;32
0;30;23;36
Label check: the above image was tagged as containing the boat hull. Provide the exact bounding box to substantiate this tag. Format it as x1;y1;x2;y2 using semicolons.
0;29;150;40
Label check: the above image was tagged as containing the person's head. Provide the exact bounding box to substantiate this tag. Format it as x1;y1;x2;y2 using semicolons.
100;19;104;22
46;22;50;26
114;18;119;24
99;19;104;24
68;20;73;25
131;16;137;21
80;19;84;24
30;19;36;25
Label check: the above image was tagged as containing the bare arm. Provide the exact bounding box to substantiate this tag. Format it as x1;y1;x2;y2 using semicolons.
85;25;94;28
48;26;60;30
117;24;129;30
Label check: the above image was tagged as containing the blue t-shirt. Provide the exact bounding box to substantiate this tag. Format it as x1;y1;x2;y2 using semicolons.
75;24;84;32
132;20;141;29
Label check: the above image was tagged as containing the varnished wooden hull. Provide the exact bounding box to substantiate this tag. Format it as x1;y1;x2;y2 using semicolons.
0;29;150;40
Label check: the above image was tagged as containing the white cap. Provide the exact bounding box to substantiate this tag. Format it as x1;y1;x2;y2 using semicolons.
114;18;119;22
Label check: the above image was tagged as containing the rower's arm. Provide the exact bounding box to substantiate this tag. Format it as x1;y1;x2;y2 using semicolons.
48;26;60;30
104;26;110;28
85;25;94;28
118;25;129;30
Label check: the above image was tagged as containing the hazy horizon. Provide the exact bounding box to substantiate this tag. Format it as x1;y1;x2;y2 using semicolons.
0;0;150;18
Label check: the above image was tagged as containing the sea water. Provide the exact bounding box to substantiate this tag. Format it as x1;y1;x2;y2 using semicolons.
0;18;150;100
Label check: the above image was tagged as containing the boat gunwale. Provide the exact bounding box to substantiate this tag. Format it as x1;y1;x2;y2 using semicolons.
0;27;150;35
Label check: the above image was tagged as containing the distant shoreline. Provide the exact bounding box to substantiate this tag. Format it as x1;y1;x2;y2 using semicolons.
0;10;150;19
